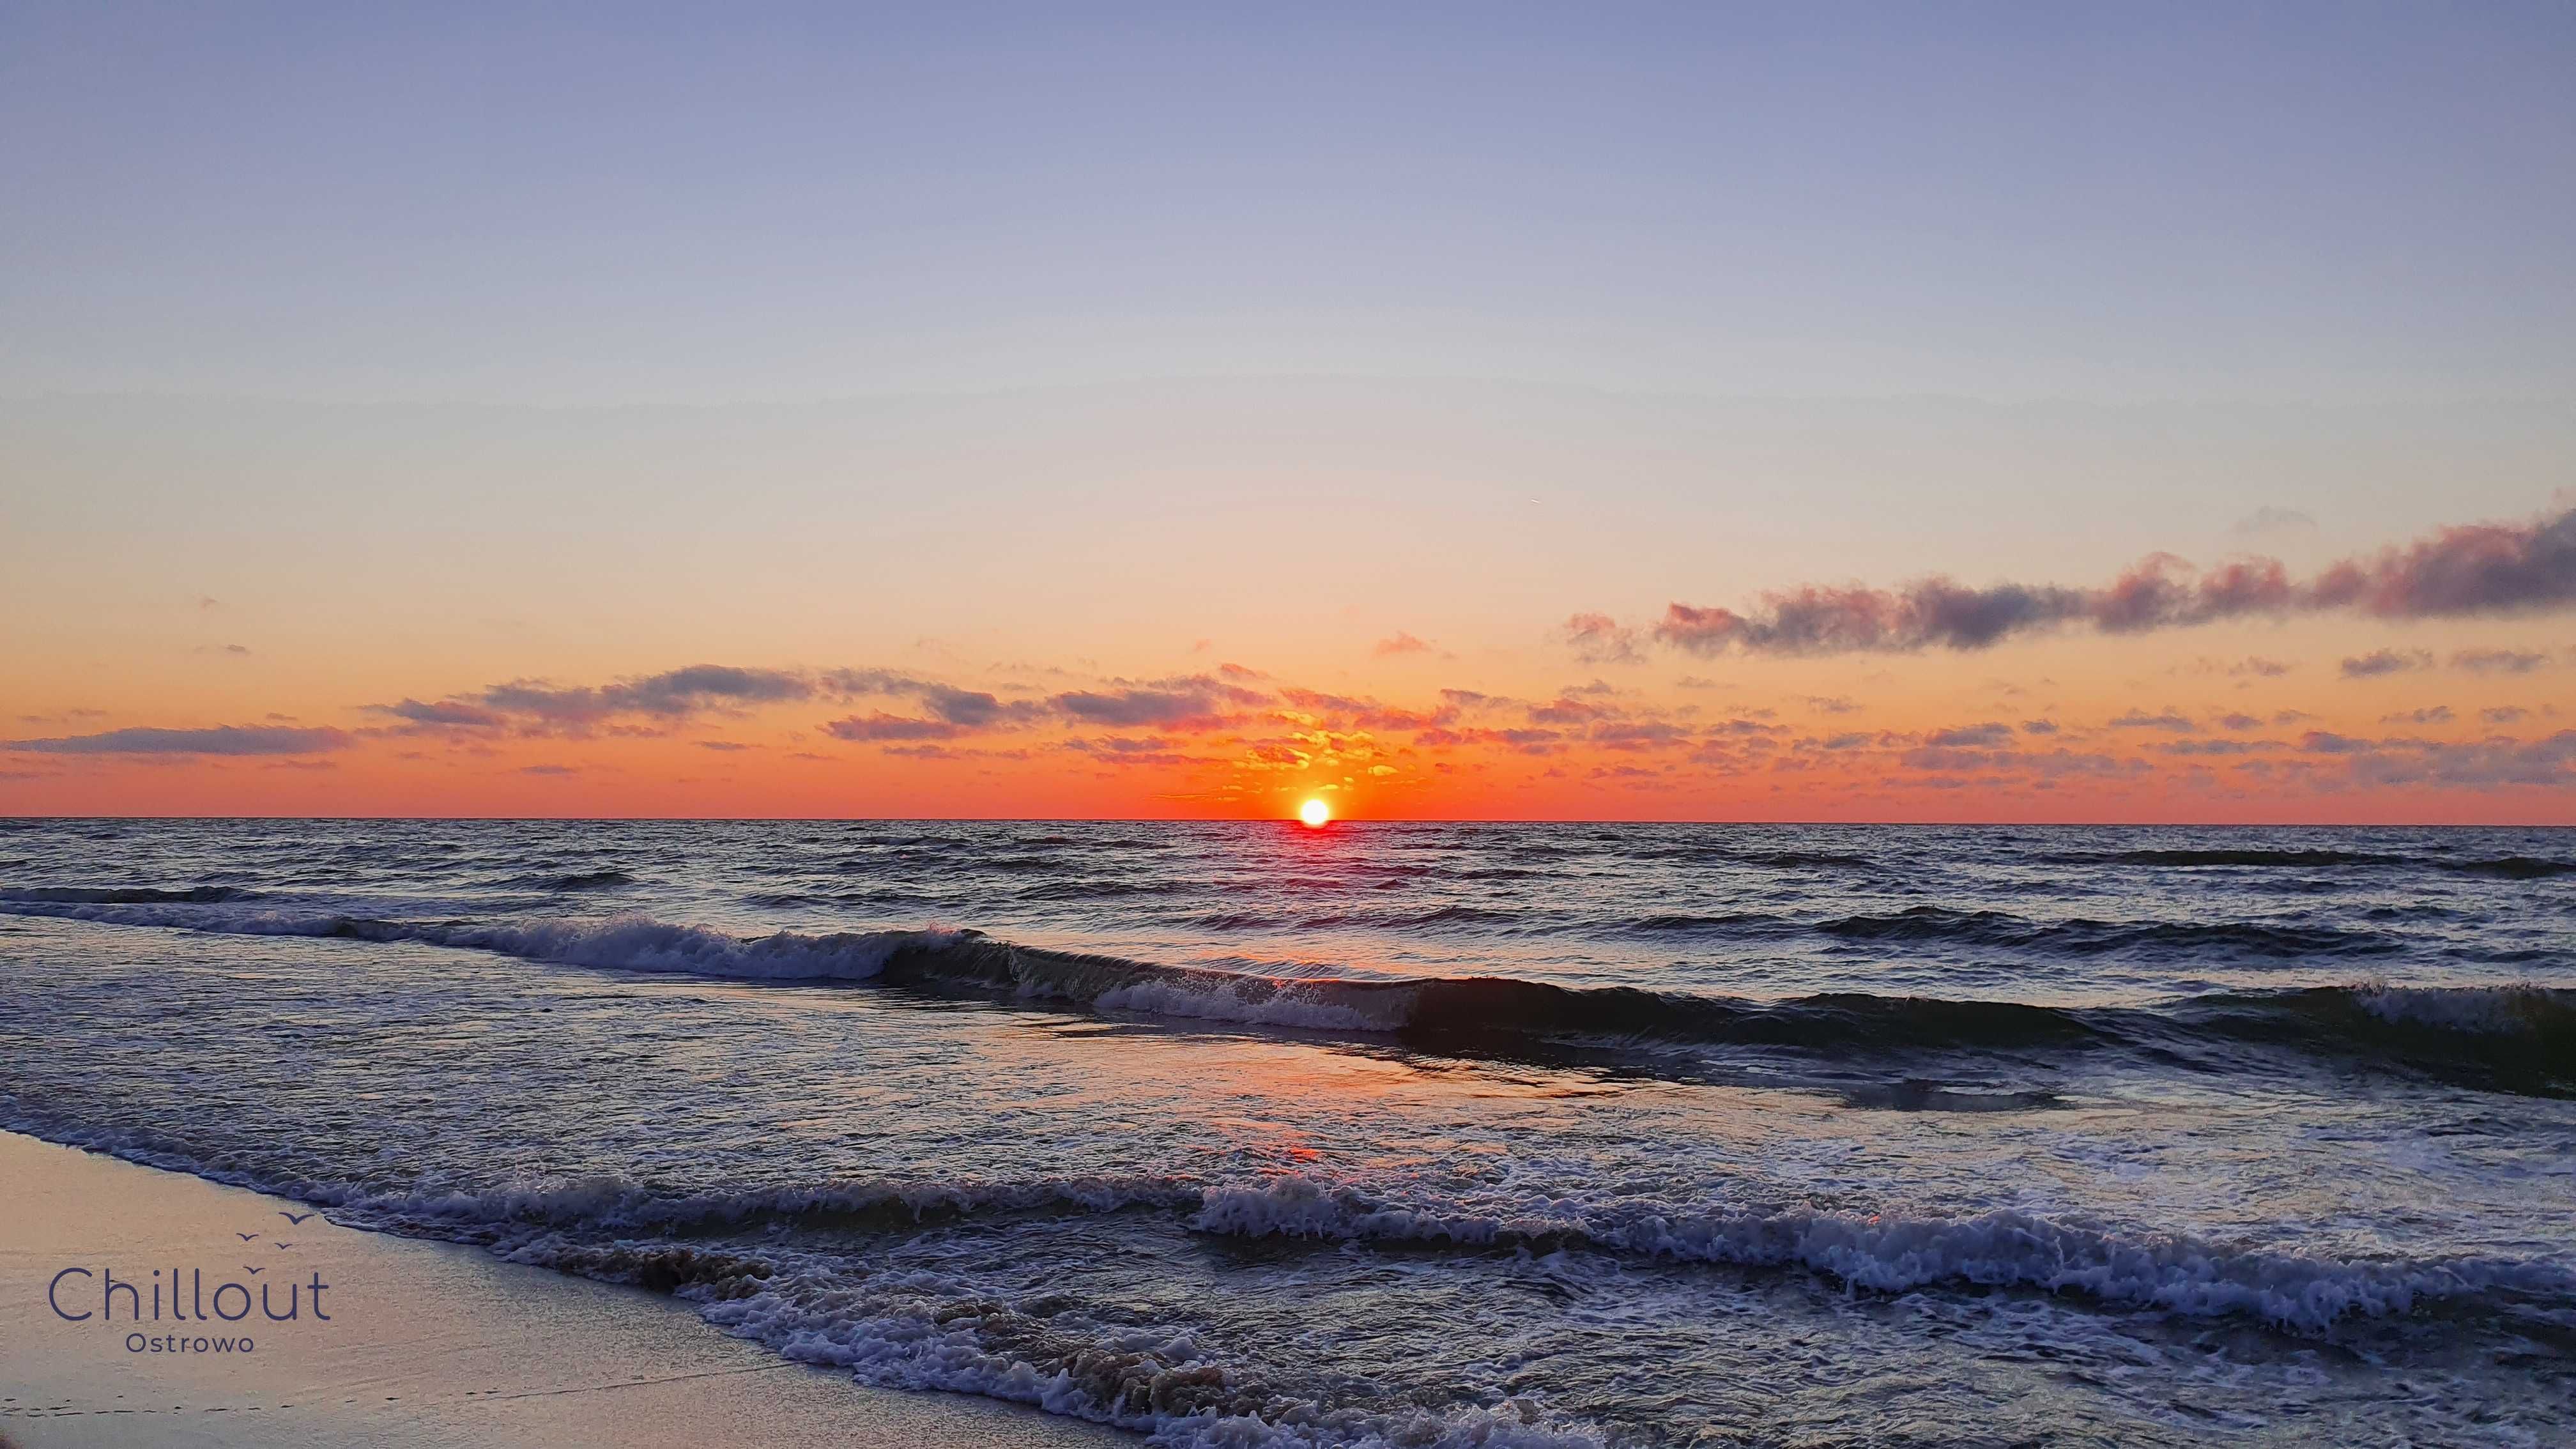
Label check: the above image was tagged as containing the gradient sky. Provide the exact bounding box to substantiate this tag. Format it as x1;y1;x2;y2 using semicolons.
4;3;2573;820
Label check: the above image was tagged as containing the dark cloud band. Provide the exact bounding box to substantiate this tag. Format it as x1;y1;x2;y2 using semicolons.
1637;505;2576;657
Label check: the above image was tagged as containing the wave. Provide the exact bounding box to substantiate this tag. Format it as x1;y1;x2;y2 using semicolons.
2055;848;2575;878
1193;900;2396;954
1633;846;1879;871
339;1172;1206;1237
1013;878;1187;901
507;868;638;891
1817;905;2391;957
12;1104;2566;1347
0;896;946;982
1188;1176;2575;1335
0;884;259;905
4;893;2568;1092
1625;910;1790;935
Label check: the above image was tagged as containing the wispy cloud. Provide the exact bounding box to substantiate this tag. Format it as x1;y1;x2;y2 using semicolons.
2231;505;2317;537
822;713;967;742
1924;722;2013;747
1562;613;1641;664
6;725;353;756
2451;648;2549;675
2108;709;2197;733
2340;648;2432;678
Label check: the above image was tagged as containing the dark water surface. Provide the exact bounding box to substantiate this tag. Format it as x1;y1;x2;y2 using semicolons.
1;819;2570;1445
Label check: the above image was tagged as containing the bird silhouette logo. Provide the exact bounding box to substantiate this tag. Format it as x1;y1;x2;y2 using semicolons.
280;1211;315;1225
236;1232;259;1242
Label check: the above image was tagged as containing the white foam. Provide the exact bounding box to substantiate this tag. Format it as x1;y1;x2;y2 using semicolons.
1188;1174;2576;1335
2349;982;2558;1034
1092;979;1405;1034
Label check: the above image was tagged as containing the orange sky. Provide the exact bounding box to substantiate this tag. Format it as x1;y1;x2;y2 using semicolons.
7;582;2569;822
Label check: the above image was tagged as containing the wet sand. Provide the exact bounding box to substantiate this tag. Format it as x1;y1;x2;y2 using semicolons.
0;1131;1130;1448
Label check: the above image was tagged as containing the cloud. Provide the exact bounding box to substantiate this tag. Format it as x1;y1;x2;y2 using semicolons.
1590;721;1694;751
2296;730;2576;789
2162;739;2281;756
2108;710;2196;733
360;662;1273;756
1658;581;2093;655
1563;613;1641;664
1806;696;1859;714
822;713;965;742
2229;657;2293;677
473;664;818;727
2482;706;2530;724
6;725;352;756
2310;508;2576;618
2340;648;2432;678
2451;648;2549;675
1924;722;2013;747
1528;695;1620;726
1050;674;1261;730
2380;706;2455;725
2232;506;2317;537
1373;631;1434;657
368;664;1059;739
371;698;508;729
824;670;1042;728
2019;719;2060;735
520;763;578;776
1639;505;2576;657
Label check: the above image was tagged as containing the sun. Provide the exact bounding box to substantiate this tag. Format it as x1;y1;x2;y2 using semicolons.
1298;797;1332;828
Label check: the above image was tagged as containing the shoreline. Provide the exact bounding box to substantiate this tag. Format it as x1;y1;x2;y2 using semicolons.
0;1130;1131;1448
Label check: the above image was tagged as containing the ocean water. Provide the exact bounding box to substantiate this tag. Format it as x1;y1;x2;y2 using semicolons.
1;818;2570;1446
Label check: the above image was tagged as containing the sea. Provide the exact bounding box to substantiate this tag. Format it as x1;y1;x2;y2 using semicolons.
0;818;2570;1446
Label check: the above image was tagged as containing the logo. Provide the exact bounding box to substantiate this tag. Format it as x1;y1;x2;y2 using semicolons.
47;1208;334;1356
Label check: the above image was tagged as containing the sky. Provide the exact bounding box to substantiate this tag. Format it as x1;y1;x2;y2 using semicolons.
3;3;2573;821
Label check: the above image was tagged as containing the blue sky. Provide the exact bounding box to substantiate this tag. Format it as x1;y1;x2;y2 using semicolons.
7;3;2572;404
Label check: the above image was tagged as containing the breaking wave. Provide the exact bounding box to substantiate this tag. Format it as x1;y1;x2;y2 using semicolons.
8;1108;2567;1348
4;891;2568;1094
1186;1176;2576;1335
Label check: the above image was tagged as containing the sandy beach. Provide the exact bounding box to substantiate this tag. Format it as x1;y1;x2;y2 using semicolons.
0;1131;1129;1448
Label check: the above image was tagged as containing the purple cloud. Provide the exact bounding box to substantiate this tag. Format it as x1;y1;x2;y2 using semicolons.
1924;722;2014;747
1641;505;2576;657
822;713;966;742
2451;648;2549;675
7;725;351;756
1563;613;1642;664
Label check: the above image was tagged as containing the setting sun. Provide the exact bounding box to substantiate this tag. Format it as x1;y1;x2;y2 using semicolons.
1298;798;1332;827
